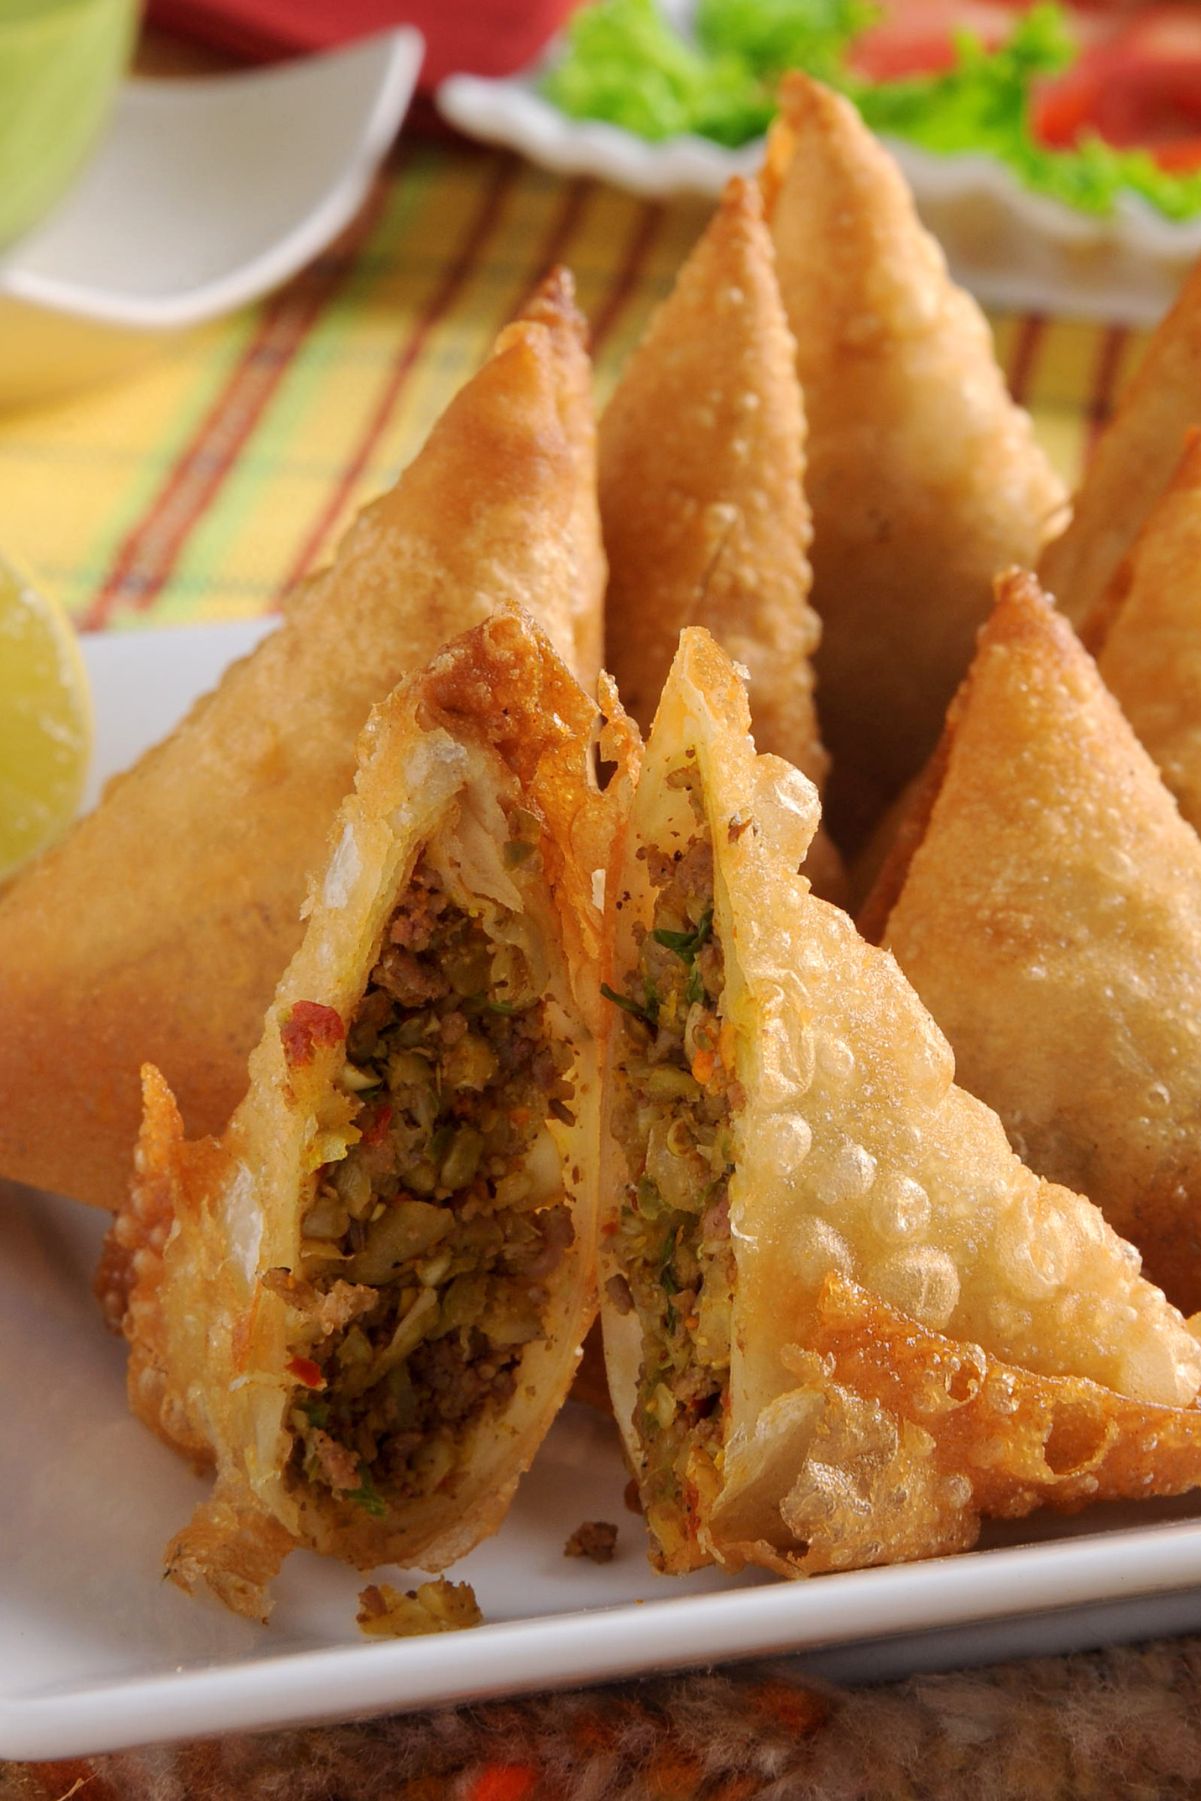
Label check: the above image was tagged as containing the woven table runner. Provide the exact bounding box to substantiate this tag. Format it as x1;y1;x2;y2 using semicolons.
0;141;1145;632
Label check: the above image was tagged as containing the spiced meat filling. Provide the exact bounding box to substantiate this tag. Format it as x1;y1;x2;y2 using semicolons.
609;764;740;1569
285;846;575;1515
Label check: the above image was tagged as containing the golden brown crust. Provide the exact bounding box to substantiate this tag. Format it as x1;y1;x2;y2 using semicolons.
1040;260;1201;626
876;569;1201;1312
600;180;826;783
599;177;840;902
165;1487;295;1623
722;1274;1201;1575
1083;430;1201;840
105;609;631;1612
512;265;606;689
602;626;1201;1580
0;300;604;1211
762;75;1066;844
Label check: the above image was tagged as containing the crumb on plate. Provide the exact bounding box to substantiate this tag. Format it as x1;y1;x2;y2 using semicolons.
564;1520;618;1563
356;1577;483;1638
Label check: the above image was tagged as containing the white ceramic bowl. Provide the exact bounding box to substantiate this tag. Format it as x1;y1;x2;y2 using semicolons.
0;29;423;408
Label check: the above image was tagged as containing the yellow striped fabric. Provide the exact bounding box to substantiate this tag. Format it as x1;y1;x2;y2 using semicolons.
0;142;1148;633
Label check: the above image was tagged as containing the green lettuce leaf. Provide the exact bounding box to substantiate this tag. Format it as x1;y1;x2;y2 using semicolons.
539;0;1201;221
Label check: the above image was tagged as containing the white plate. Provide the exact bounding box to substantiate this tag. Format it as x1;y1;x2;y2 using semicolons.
437;1;1201;326
6;621;1201;1763
0;30;423;408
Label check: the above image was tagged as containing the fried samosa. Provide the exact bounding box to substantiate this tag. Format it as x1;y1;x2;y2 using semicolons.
1040;258;1201;627
761;75;1066;841
600;176;840;901
599;179;827;794
601;627;1201;1580
862;570;1201;1314
97;610;631;1619
0;273;604;1212
1084;431;1201;838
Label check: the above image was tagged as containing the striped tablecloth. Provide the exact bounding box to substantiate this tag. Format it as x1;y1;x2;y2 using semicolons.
0;140;1146;635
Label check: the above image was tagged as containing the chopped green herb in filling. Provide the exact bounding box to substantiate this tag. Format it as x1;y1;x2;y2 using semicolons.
284;846;575;1514
607;763;740;1569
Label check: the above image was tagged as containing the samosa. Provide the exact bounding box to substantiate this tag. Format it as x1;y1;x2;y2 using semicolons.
762;75;1066;842
599;177;828;811
1084;431;1201;838
1041;256;1201;627
98;610;632;1619
0;272;604;1212
863;570;1201;1314
601;627;1201;1580
600;175;839;900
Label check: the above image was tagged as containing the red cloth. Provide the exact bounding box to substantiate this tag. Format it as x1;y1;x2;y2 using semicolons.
146;0;579;87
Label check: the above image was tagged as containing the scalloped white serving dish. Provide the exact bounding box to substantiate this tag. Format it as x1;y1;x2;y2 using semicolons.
5;621;1201;1761
438;3;1201;325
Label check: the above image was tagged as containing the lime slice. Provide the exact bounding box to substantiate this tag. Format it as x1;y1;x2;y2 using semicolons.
0;555;92;881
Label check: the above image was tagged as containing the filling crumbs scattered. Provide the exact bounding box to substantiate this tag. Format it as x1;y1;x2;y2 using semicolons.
606;760;740;1569
564;1520;618;1563
283;835;575;1516
356;1578;482;1638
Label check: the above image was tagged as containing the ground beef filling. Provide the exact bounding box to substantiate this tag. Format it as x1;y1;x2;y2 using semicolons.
610;771;739;1568
286;854;575;1513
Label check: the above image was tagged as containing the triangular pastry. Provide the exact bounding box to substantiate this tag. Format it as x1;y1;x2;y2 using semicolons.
1084;430;1201;839
600;627;1201;1578
865;570;1201;1314
1041;258;1201;626
599;177;831;856
762;74;1066;840
0;276;605;1210
97;611;632;1618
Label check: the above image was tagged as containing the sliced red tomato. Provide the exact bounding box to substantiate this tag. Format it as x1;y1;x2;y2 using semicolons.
850;0;1018;80
1033;6;1201;170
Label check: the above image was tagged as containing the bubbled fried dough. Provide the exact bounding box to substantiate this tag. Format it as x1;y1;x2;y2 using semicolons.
101;612;635;1618
0;275;604;1211
868;571;1201;1315
1041;255;1201;628
762;75;1066;843
1086;431;1201;842
599;178;836;888
601;627;1201;1583
600;177;841;902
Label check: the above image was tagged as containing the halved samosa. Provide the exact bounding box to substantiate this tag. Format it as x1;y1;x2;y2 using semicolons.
863;570;1201;1314
601;627;1201;1579
1084;431;1201;838
97;611;632;1618
762;75;1066;840
1041;258;1201;627
0;272;605;1212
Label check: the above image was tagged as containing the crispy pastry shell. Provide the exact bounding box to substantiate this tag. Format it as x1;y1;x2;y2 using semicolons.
762;75;1065;841
1040;260;1201;627
98;610;634;1617
602;628;1201;1579
1085;430;1201;841
0;274;604;1211
865;570;1201;1313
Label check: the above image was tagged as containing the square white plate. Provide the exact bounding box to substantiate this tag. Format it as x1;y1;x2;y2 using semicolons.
6;621;1201;1763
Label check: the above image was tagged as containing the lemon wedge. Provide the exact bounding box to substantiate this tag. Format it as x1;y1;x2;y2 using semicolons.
0;555;92;881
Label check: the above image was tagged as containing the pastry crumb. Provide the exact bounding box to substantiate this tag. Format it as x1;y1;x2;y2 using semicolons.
564;1520;618;1563
356;1578;483;1638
